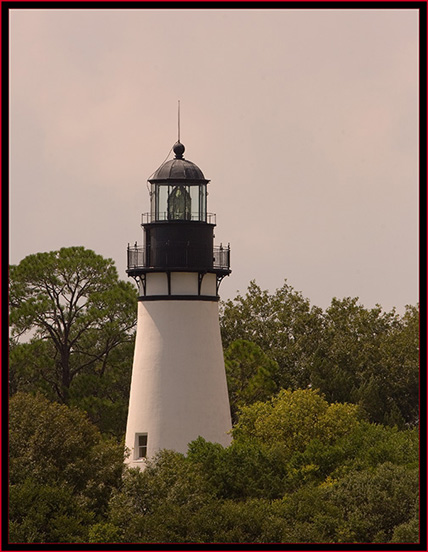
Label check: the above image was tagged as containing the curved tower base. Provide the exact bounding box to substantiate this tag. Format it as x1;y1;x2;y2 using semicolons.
125;299;232;468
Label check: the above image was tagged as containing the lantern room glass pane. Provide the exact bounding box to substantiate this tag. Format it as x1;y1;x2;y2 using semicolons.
150;183;156;219
199;185;207;221
189;186;199;220
151;182;207;222
157;185;168;221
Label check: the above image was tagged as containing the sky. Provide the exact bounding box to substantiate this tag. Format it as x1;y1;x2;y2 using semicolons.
9;7;419;313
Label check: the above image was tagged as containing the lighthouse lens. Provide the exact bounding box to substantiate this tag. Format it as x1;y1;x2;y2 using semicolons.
168;185;191;220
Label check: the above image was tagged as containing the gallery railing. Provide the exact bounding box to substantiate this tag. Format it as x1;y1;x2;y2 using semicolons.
141;212;217;225
127;243;230;271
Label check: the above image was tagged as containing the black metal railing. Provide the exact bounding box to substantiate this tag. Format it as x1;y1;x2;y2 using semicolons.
213;245;231;270
127;246;146;270
141;212;216;225
127;243;230;271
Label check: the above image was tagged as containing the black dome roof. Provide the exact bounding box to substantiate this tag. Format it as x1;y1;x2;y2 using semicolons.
149;142;209;183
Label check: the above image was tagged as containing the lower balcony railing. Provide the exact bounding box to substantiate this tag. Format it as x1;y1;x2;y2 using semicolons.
141;212;216;225
127;244;230;271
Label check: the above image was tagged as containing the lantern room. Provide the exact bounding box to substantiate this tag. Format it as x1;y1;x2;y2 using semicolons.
127;139;230;284
148;141;209;223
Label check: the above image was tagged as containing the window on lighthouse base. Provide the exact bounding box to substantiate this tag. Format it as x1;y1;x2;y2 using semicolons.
135;433;148;460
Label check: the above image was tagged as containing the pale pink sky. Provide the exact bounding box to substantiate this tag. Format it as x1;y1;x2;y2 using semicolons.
9;7;419;312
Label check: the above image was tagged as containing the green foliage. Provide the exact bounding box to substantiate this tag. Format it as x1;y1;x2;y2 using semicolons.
9;247;137;435
220;282;419;428
88;522;121;544
390;518;420;543
233;388;361;454
9;266;420;543
186;498;290;543
11;388;418;544
106;450;215;542
9;339;57;399
378;304;419;427
311;297;419;427
220;280;324;389
68;340;134;436
9;481;94;543
10;393;98;488
224;339;279;422
106;450;291;543
277;484;341;543
231;389;418;490
101;388;419;544
326;463;419;543
335;422;419;472
188;437;289;500
9;393;124;543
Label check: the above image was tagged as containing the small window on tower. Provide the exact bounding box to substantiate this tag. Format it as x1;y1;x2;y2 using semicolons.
135;433;148;460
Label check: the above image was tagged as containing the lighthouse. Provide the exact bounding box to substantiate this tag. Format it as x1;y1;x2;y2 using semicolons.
125;139;232;467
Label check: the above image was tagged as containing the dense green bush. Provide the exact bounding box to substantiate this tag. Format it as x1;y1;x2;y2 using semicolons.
97;389;419;543
9;393;124;543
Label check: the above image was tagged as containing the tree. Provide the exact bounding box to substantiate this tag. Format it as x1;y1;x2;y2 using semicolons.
276;484;341;543
390;518;420;543
184;498;291;543
224;339;279;422
221;282;419;427
326;462;419;543
68;340;134;437
267;462;419;544
102;450;215;543
310;298;419;427
9;393;124;543
232;388;362;456
187;437;289;501
376;304;419;427
9;247;137;428
220;280;324;389
96;389;418;544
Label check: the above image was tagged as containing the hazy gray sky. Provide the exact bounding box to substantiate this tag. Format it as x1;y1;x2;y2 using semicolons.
9;7;419;312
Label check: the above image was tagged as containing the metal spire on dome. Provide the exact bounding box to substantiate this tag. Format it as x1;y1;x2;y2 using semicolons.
178;99;180;143
174;100;185;159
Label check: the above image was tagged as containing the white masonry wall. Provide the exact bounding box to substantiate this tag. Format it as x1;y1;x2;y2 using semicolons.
144;272;217;296
125;280;232;468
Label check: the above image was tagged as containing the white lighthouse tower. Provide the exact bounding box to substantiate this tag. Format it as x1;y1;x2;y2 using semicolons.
125;139;232;467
